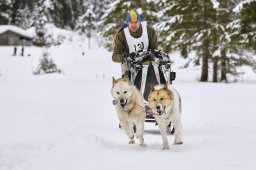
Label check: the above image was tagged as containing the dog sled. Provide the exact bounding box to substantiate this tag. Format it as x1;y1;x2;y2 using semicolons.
123;49;176;134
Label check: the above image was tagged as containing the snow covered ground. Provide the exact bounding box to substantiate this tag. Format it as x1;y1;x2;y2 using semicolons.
0;36;256;170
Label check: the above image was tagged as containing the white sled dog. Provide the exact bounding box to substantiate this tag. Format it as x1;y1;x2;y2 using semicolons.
111;76;146;146
148;85;183;149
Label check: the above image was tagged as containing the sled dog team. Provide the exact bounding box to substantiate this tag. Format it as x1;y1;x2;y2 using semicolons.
111;76;183;150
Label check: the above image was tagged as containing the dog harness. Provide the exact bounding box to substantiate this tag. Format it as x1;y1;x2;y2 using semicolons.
112;99;167;117
112;99;146;114
124;21;149;53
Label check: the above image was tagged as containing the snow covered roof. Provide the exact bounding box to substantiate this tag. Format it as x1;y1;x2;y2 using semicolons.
0;25;33;39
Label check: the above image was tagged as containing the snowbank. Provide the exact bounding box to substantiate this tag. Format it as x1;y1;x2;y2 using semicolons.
0;30;256;170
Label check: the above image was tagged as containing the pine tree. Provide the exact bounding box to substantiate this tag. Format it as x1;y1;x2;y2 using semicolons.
197;0;216;82
77;4;97;49
19;5;31;29
212;0;256;82
93;0;114;47
210;0;238;82
49;0;73;29
1;0;34;28
71;0;85;22
157;0;216;82
237;1;256;52
33;0;53;46
10;0;21;25
0;0;12;24
0;0;11;25
231;0;256;74
90;0;110;22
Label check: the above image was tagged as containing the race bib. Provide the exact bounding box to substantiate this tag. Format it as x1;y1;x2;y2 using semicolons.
124;21;149;53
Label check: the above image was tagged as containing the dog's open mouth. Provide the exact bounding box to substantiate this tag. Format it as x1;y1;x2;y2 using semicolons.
120;99;127;108
156;106;166;115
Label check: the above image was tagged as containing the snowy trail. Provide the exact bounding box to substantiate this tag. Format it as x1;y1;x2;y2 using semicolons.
1;43;256;170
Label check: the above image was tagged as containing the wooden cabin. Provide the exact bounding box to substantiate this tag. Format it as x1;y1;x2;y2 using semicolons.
0;25;33;46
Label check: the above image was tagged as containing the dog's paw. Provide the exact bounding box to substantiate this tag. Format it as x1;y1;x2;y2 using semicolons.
129;139;135;144
174;136;183;145
174;140;183;145
139;143;147;147
162;145;169;150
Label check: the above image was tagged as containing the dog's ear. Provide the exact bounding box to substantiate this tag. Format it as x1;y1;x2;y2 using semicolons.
149;85;155;94
164;84;172;98
123;75;129;82
147;86;154;100
112;77;117;85
124;75;129;80
163;84;168;90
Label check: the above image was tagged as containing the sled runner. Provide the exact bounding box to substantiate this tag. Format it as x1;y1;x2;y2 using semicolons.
123;49;176;134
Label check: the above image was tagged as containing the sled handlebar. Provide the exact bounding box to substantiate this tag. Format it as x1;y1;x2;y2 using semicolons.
127;49;170;65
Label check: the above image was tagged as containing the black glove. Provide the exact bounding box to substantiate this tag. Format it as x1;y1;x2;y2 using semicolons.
155;51;162;59
126;52;136;61
130;52;136;58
